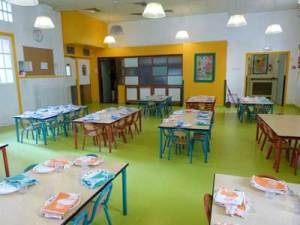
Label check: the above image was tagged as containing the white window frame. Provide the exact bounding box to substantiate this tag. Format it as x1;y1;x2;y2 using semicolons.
0;35;14;84
0;1;13;23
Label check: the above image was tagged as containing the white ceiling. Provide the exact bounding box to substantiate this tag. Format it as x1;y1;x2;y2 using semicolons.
41;0;299;22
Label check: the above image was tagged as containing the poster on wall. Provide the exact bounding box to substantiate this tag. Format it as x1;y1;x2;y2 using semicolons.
252;54;268;74
194;53;215;83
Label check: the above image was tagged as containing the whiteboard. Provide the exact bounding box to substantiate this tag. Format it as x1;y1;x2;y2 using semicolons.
125;76;139;85
168;88;181;102
126;88;138;101
140;88;151;100
154;88;166;96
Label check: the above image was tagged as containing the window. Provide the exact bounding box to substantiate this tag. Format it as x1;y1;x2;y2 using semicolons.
0;1;13;23
0;36;14;83
65;64;71;76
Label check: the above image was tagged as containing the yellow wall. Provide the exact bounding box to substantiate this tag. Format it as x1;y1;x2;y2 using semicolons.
61;11;108;48
97;41;227;104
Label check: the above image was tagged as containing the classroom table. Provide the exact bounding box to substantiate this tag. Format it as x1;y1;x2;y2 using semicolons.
13;105;88;145
185;95;216;111
256;114;300;172
73;107;142;153
0;156;128;225
238;97;273;122
211;174;300;225
0;144;9;177
159;109;213;163
138;95;172;117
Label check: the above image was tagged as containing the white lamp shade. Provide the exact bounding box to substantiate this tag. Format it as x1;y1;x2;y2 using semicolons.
104;35;116;44
175;30;189;40
143;2;166;19
227;14;247;27
265;24;283;34
6;0;38;6
34;16;55;29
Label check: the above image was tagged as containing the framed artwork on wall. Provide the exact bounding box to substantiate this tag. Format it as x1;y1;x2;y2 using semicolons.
252;54;268;74
194;53;215;83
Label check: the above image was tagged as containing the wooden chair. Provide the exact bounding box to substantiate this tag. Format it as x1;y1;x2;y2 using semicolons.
204;102;215;112
291;144;300;175
203;193;212;224
272;137;291;173
132;112;140;134
167;130;188;160
257;116;267;144
113;118;127;144
82;123;104;152
125;115;134;138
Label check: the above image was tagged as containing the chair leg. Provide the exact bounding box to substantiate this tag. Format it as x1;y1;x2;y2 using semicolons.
121;132;127;144
103;204;112;225
98;136;101;152
294;153;299;175
82;135;86;150
266;145;273;159
260;136;267;151
258;131;264;144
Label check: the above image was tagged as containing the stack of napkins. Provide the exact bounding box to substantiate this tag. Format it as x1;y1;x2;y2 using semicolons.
195;119;209;126
5;174;38;188
214;187;249;218
41;192;80;219
81;170;115;189
74;155;103;166
43;159;71;168
250;176;288;195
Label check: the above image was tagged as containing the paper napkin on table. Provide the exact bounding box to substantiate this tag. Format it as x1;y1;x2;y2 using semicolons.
43;159;71;168
214;187;249;218
74;155;103;166
5;174;38;188
250;176;288;195
81;170;114;189
41;192;80;220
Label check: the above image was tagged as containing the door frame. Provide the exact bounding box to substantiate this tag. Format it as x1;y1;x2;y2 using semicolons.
244;51;290;105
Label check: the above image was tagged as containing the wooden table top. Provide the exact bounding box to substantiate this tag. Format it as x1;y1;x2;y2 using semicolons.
186;95;216;103
239;97;273;105
159;110;212;131
258;114;300;139
211;174;300;225
73;107;140;125
0;156;128;225
0;144;8;149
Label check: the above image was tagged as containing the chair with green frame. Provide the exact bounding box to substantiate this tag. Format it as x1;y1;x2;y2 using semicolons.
20;118;42;144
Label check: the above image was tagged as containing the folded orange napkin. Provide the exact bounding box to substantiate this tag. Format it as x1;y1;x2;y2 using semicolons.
41;192;80;219
43;159;70;168
251;176;288;194
74;155;102;166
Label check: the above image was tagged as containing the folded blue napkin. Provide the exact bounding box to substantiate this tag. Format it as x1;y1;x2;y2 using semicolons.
81;170;115;189
111;115;121;120
196;119;209;126
5;174;38;188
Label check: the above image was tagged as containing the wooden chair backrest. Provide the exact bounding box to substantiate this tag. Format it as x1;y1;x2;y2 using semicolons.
203;193;212;224
133;112;139;123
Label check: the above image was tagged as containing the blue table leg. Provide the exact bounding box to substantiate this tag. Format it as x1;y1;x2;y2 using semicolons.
188;131;193;164
41;121;47;145
15;118;20;142
159;128;163;159
121;167;128;215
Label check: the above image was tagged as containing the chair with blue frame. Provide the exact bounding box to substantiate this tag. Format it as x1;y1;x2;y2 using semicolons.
191;130;210;163
70;210;89;225
247;105;257;122
85;182;113;225
20;118;42;144
166;129;189;161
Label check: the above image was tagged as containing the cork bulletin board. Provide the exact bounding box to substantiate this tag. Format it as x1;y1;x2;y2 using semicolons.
23;46;54;75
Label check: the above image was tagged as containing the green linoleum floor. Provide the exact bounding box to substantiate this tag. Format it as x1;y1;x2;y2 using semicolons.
0;104;300;225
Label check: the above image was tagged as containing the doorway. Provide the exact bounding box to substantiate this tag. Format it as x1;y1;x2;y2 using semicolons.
98;58;119;103
245;51;289;106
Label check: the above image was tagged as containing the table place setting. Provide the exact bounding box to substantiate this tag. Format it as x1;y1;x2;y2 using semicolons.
73;155;104;167
214;187;250;218
40;192;81;220
0;173;38;195
80;169;115;189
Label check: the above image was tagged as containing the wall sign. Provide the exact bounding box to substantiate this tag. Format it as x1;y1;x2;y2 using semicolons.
194;53;215;83
252;54;269;74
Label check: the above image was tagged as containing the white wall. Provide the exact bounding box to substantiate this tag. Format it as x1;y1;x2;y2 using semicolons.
110;10;300;105
0;4;72;125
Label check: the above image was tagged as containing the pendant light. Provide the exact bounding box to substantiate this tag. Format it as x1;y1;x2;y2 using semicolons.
226;0;247;27
264;0;283;35
265;24;283;34
143;2;166;19
34;16;55;29
6;0;38;6
175;30;189;40
104;35;116;44
227;14;247;27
